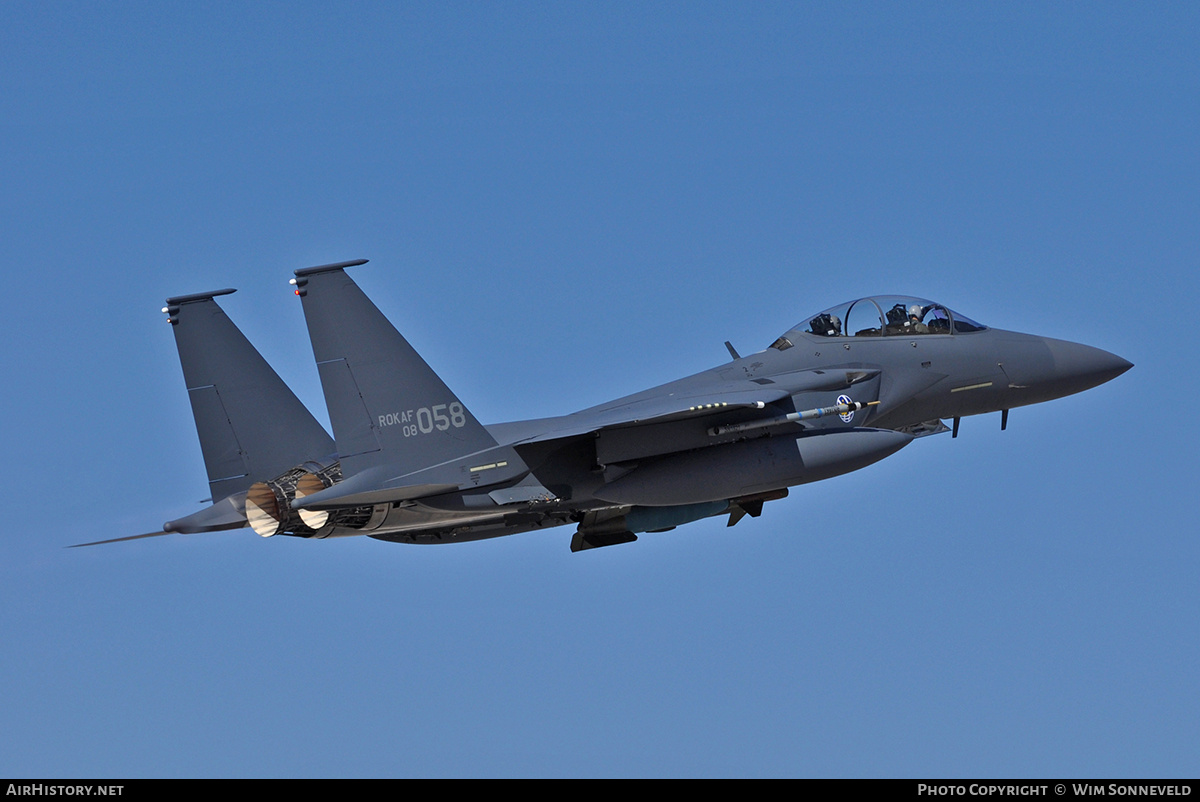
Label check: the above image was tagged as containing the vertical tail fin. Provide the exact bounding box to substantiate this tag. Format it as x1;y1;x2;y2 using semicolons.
292;260;497;478
165;289;335;501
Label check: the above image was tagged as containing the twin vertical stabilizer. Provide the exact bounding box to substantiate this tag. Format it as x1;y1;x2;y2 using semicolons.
291;261;498;481
166;289;334;502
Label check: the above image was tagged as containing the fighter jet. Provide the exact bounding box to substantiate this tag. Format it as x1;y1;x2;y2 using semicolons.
78;259;1131;551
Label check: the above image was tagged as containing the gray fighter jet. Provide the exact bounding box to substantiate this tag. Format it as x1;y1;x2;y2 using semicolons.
79;259;1131;551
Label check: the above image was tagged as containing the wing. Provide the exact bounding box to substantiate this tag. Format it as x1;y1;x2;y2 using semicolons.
512;366;880;449
293;366;882;509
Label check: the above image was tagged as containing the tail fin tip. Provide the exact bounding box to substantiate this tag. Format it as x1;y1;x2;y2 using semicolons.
165;288;237;306
294;258;369;278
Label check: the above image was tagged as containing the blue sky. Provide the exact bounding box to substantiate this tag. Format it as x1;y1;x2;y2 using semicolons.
2;2;1197;778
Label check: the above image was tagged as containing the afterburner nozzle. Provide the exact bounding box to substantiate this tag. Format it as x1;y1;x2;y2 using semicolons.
294;472;332;529
244;463;336;537
245;482;286;537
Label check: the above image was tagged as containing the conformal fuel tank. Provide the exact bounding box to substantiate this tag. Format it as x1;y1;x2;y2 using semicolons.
593;428;912;506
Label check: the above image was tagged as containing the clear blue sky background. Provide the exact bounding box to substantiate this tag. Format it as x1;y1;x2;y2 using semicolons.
2;2;1196;778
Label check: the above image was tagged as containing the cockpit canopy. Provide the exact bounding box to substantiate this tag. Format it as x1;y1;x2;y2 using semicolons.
771;296;986;350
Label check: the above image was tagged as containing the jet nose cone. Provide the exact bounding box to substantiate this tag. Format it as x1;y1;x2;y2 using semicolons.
1045;339;1132;394
1106;354;1134;381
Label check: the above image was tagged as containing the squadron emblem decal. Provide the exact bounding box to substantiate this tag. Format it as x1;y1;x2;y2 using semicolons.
837;394;855;423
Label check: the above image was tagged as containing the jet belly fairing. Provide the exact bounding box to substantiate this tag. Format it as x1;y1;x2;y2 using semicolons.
81;263;1131;551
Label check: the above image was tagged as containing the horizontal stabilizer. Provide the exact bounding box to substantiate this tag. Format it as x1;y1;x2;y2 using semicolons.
163;494;248;533
71;494;249;547
69;530;173;548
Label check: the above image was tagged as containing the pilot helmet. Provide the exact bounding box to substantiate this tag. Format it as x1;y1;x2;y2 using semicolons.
810;312;841;336
908;304;923;321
